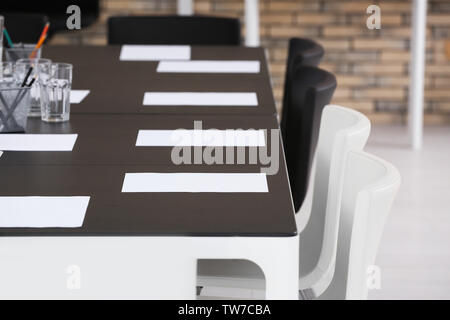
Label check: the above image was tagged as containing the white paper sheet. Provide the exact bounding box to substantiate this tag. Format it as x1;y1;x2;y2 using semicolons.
0;134;78;151
70;90;90;104
0;196;90;228
122;173;268;193
136;129;266;146
120;45;191;61
157;60;260;73
143;92;258;106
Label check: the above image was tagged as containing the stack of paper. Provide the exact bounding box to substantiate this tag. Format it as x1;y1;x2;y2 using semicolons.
122;173;268;193
143;92;258;106
0;196;90;228
0;134;78;151
136;129;266;147
157;60;260;73
120;45;191;61
70;90;90;104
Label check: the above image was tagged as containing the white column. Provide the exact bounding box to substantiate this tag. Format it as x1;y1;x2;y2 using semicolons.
245;0;260;47
408;0;427;150
177;0;193;16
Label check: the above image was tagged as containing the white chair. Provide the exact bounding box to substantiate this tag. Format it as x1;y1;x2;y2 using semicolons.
319;151;401;299
197;105;371;298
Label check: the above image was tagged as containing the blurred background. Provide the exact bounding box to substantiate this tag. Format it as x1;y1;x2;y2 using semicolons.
44;0;450;125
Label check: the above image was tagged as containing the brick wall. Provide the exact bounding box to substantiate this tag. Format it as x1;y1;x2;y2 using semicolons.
50;0;450;124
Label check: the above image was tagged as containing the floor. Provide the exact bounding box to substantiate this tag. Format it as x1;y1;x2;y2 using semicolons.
366;125;450;300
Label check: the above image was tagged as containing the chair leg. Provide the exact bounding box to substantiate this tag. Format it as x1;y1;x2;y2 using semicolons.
196;286;203;296
299;288;315;300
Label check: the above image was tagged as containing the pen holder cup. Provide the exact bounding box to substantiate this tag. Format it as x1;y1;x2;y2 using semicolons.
0;86;31;133
5;44;42;62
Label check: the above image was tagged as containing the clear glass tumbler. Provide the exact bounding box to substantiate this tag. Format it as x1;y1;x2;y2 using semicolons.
0;62;16;84
15;58;52;117
40;63;73;123
5;44;42;62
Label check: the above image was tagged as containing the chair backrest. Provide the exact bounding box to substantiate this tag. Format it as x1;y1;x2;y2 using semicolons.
298;105;371;296
283;66;336;213
319;151;401;300
1;13;49;43
281;38;324;140
108;15;241;45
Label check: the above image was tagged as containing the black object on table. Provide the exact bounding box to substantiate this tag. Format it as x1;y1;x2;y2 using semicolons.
108;15;241;46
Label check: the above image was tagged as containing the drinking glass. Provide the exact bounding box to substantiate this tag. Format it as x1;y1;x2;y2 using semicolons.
40;63;73;123
5;44;42;62
15;58;51;117
0;85;31;132
0;62;15;84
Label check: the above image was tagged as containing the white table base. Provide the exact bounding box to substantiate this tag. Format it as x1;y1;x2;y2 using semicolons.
0;235;298;299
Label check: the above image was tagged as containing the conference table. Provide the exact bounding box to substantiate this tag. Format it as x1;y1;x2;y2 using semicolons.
0;45;298;299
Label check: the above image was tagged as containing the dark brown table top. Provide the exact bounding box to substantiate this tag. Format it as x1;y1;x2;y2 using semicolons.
45;45;277;116
0;45;296;237
0;114;279;166
0;163;295;237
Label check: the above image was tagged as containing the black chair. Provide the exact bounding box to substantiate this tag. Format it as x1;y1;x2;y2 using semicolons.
1;13;49;43
283;66;337;212
281;38;324;145
0;0;100;38
107;15;241;45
